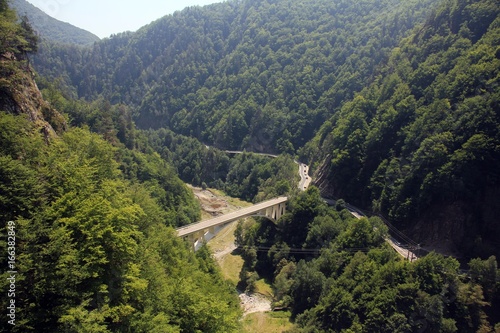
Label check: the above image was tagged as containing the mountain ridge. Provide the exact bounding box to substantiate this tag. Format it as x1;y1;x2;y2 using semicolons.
9;0;100;45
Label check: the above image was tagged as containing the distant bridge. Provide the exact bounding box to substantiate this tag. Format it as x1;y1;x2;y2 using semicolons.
224;150;279;158
176;197;288;249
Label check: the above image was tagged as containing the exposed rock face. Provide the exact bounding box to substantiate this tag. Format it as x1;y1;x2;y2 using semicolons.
410;186;500;260
313;154;336;198
410;201;467;257
0;52;66;137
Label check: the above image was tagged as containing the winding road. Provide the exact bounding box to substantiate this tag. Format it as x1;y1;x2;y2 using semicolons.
224;149;312;191
208;146;417;260
323;199;418;261
298;163;312;191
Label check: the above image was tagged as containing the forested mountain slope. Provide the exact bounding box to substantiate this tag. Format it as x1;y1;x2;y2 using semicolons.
24;0;500;258
9;0;100;45
306;0;500;258
1;3;241;331
32;0;438;151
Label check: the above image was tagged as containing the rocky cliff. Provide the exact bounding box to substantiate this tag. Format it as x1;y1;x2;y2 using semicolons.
0;51;66;137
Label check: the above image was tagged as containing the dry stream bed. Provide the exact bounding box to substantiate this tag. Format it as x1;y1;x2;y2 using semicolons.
188;186;294;331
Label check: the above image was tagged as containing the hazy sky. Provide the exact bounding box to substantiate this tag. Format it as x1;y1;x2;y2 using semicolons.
26;0;223;38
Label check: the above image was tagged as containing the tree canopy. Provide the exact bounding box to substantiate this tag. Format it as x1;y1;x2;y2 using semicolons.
0;112;241;332
236;188;500;332
1;5;240;329
31;0;438;152
307;0;500;258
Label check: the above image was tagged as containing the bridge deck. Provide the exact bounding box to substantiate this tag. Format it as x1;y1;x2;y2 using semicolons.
176;197;288;237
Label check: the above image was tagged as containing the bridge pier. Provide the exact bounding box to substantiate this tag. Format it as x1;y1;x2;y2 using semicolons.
262;202;286;221
279;202;286;219
185;224;229;251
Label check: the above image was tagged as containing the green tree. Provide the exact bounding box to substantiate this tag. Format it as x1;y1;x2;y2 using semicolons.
290;260;325;316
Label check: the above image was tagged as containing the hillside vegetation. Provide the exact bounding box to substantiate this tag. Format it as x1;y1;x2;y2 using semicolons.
0;2;241;331
32;0;437;151
306;0;500;258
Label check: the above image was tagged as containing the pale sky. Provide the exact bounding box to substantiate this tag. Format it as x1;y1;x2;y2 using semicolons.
26;0;223;38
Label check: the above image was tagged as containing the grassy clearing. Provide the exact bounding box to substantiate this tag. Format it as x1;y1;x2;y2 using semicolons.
242;311;295;333
205;222;244;284
255;278;274;298
219;249;244;284
200;210;214;220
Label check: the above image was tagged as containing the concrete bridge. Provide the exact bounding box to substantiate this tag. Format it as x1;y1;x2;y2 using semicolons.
176;197;288;249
